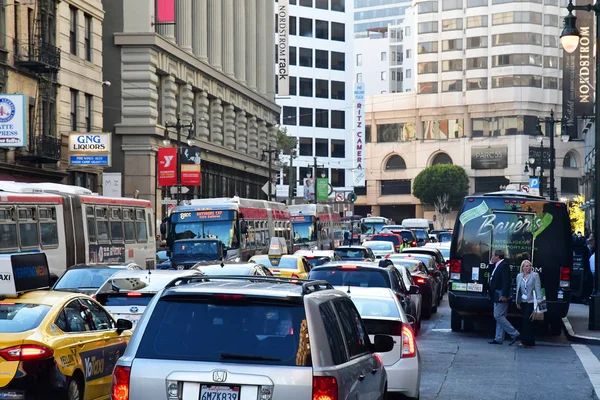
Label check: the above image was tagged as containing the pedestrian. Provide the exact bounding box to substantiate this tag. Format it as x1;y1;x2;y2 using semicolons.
343;230;350;245
488;249;520;345
515;259;541;348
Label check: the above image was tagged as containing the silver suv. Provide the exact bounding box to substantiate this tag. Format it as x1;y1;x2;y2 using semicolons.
111;276;394;400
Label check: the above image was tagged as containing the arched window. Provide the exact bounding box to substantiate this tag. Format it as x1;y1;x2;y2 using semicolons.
385;155;406;170
563;151;578;168
431;152;453;165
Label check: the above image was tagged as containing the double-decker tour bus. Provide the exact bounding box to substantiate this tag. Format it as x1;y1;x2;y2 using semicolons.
167;197;292;261
448;189;572;335
0;182;157;274
288;204;343;251
360;216;393;242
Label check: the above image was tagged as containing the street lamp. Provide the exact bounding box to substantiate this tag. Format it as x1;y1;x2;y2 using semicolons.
261;145;279;201
560;0;600;329
163;115;195;203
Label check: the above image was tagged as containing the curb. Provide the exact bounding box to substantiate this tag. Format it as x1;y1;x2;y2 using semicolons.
563;317;600;345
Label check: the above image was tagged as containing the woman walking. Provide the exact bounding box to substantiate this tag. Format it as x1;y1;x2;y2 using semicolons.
515;260;542;348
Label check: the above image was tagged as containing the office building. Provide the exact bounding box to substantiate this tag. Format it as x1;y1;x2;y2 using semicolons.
354;0;411;35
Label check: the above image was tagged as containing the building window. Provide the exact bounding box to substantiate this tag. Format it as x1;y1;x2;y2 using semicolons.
391;71;396;81
289;76;297;95
316;79;329;98
299;48;313;67
381;180;411;195
316;0;328;9
442;18;463;31
331;51;345;70
563;151;578;168
442;39;462;51
315;138;328;156
406;69;411;78
331;81;345;100
432;152;453;165
492;11;542;25
493;54;542;67
544;56;559;68
299;18;312;37
299;137;313;156
544;14;558;26
544;77;558;89
299;78;313;97
418;21;438;33
442;79;463;92
357;73;363;83
443;0;463;10
331;139;345;157
84;14;92;61
405;26;411;36
467;36;488;48
418;1;438;13
418;82;438;94
69;6;77;55
418;41;438;54
377;123;416;142
381;52;387;61
331;169;345;187
357;54;363;66
385;155;407;170
315;49;328;69
315;19;328;39
299;167;312;181
381;71;387;80
331;110;345;129
331;22;345;41
466;57;488;69
315;109;329;128
442;59;463;71
300;0;313;7
84;94;92;132
406;49;412;58
418;62;438;74
492;75;542;88
544;35;558;47
561;177;579;194
70;89;78;131
283;106;297;126
299;108;313;127
466;78;488;90
467;15;488;28
493;33;542;46
290;16;297;35
468;0;488;6
331;0;345;12
289;46;297;65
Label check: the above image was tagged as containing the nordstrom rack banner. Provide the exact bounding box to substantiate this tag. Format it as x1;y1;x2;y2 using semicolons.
69;132;111;166
0;94;27;148
277;0;289;96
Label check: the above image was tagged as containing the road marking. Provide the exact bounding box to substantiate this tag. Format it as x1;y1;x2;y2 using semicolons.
572;344;600;397
431;329;453;333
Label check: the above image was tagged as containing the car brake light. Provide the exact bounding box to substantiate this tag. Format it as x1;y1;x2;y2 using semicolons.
401;325;416;358
111;365;131;400
341;266;358;269
437;263;442;270
0;345;54;361
213;294;246;300
560;267;571;288
312;376;338;400
126;292;143;297
385;254;390;259
415;277;426;284
450;259;462;273
412;241;417;247
291;273;299;278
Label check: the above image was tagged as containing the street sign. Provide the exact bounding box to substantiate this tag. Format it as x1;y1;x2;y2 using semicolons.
170;187;190;195
335;193;345;202
521;185;530;193
262;182;276;196
529;177;540;196
161;199;178;205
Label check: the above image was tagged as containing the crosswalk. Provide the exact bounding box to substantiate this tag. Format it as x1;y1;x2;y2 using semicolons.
573;344;600;398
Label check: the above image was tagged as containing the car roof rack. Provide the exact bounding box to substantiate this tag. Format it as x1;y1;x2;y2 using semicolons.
164;275;334;295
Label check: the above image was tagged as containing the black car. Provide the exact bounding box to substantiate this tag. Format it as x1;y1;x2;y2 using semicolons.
402;247;449;293
308;261;422;334
334;246;376;261
389;257;439;319
53;263;143;295
411;229;429;247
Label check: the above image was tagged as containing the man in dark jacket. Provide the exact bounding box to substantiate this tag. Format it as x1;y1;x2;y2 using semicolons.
488;249;520;345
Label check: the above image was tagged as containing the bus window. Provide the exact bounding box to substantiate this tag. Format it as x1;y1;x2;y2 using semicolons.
39;207;58;247
110;208;124;242
135;209;148;242
123;209;136;242
146;212;154;240
96;208;109;242
86;206;97;243
18;207;39;248
0;224;16;249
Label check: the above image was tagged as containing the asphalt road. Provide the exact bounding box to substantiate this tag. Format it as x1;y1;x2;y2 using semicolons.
417;295;599;400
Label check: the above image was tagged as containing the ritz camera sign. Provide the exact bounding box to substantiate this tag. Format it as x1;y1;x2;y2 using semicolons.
69;132;111;166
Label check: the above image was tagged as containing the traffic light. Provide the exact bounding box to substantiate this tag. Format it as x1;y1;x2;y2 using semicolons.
347;192;357;203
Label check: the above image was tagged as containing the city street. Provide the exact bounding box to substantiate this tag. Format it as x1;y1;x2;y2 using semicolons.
419;298;599;400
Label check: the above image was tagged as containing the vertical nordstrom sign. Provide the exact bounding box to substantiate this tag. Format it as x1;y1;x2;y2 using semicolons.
277;0;289;96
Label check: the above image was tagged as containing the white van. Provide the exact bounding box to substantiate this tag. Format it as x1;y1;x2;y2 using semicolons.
401;218;432;232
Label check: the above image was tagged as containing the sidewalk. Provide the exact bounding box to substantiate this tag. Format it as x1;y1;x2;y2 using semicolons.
563;303;600;344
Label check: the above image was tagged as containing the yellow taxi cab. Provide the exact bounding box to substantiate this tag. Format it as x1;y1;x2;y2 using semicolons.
0;252;133;400
249;237;312;278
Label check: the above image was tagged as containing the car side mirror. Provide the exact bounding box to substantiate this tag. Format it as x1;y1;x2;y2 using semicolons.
116;318;133;334
409;285;420;295
372;334;394;353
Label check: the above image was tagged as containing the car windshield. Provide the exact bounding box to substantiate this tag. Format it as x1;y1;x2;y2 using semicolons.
336;249;369;259
54;268;116;290
371;236;400;246
438;233;452;243
351;297;400;319
365;242;394;250
398;231;414;241
252;256;298;270
293;222;316;243
362;223;385;235
309;268;390;288
397;254;433;267
136;298;311;366
391;260;420;273
303;256;331;267
173;241;220;258
413;230;428;240
439;248;450;260
0;303;51;333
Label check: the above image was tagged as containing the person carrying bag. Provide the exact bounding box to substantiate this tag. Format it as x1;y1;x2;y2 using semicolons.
515;259;542;348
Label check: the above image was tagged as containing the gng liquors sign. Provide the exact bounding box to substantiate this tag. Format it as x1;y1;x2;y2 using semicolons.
0;95;27;148
277;0;289;96
69;132;111;166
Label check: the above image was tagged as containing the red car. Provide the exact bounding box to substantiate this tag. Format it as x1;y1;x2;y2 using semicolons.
389;256;440;319
370;232;403;252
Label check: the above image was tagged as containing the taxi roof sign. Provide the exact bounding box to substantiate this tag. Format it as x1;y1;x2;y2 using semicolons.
268;237;288;257
0;253;51;298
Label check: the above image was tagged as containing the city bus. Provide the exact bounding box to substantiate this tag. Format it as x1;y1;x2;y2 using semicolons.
167;197;292;261
0;182;157;274
448;189;573;334
289;204;343;251
360;216;393;241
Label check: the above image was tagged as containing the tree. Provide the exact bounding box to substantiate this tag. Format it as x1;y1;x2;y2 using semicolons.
413;164;469;228
568;194;585;234
276;126;297;155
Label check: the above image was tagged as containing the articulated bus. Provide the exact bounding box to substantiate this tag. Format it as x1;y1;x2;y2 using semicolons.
167;197;292;261
0;182;157;275
360;216;393;242
288;204;343;251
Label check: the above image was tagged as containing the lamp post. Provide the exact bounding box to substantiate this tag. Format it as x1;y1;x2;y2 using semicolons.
163;115;195;203
560;0;600;329
261;145;279;201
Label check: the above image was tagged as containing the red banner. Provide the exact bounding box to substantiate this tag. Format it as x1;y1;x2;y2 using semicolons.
180;146;201;186
156;0;174;22
158;147;177;186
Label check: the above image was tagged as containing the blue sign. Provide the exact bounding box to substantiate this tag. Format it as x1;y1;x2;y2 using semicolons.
172;210;236;222
291;216;312;224
70;155;109;165
529;177;540;189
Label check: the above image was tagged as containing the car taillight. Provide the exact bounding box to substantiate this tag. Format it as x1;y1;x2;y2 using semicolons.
450;259;461;273
291;273;299;278
385;254;390;259
341;265;358;269
0;344;54;361
401;325;416;358
126;292;142;297
415;277;426;284
111;366;131;400
412;241;417;247
560;267;571;288
436;263;442;270
213;294;246;300
312;376;338;400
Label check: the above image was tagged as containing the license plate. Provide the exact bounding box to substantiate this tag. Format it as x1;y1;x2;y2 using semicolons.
467;283;483;292
200;385;240;400
452;282;467;291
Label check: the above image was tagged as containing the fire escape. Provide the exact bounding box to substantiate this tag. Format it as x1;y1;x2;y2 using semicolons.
14;0;61;163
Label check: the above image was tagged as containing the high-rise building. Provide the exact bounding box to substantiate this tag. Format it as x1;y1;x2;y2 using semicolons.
275;0;355;201
354;0;411;36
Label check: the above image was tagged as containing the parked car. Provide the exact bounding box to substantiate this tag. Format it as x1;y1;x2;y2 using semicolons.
393;264;423;325
53;263;143;295
403;247;449;294
349;287;421;400
112;275;394;400
192;261;274;276
392;253;444;302
334;246;376;261
363;240;396;258
390;257;439;319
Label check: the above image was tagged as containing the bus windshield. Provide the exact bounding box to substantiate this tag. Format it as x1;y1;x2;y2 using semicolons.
171;220;238;249
362;222;385;236
293;222;316;243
